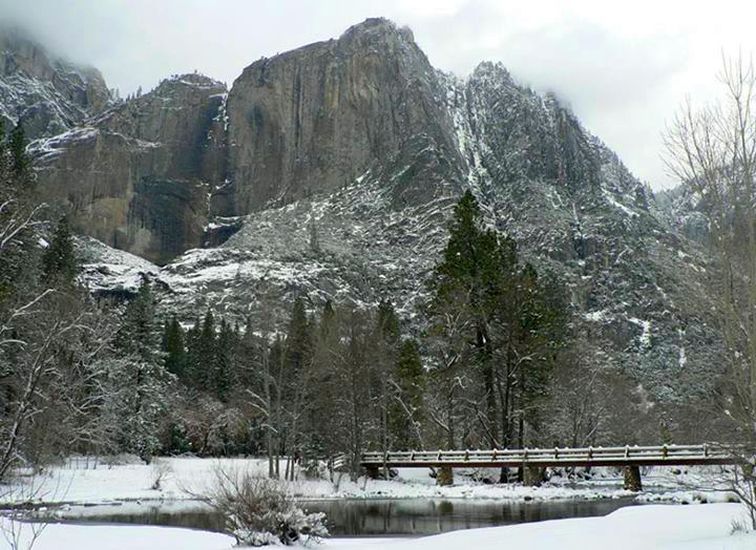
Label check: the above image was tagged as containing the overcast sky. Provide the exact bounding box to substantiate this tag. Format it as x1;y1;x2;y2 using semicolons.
2;0;755;190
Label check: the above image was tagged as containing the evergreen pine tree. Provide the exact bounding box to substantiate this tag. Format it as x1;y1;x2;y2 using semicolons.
429;190;508;447
233;316;257;388
280;297;313;463
42;216;78;286
390;338;425;449
376;299;399;342
305;300;341;456
510;263;567;444
370;299;400;455
215;318;235;402
8;125;29;179
118;282;159;361
188;310;217;391
162;315;187;378
110;280;170;460
0;123;38;298
319;300;336;338
184;317;201;381
308;216;320;253
0;118;7;179
285;297;312;375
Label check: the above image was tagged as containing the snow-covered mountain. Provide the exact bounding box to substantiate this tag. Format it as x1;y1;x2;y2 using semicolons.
20;18;721;403
0;26;110;138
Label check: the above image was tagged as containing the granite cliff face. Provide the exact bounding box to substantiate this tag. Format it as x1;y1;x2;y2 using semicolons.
0;27;110;138
226;18;462;213
29;18;467;263
31;74;227;264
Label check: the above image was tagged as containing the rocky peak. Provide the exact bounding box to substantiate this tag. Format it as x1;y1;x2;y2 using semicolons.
0;26;110;138
470;61;515;84
160;73;225;89
226;17;459;213
93;73;227;179
337;17;418;54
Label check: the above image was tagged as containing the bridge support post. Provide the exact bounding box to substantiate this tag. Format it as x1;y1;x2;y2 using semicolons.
437;465;454;486
623;466;642;492
523;465;545;487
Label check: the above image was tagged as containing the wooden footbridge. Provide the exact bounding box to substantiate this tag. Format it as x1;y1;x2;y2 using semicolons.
359;444;738;491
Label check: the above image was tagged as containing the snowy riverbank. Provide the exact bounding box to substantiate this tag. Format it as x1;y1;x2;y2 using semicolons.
0;456;738;508
2;503;753;549
0;457;751;549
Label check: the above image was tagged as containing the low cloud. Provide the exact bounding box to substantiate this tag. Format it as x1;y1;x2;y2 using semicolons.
1;0;754;189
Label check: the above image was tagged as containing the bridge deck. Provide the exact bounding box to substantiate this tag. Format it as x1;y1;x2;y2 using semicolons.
360;444;737;469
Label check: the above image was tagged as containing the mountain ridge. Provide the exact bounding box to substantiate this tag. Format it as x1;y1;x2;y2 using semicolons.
10;18;719;416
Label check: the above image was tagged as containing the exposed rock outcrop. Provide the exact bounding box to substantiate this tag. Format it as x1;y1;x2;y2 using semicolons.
226;18;463;212
31;74;227;264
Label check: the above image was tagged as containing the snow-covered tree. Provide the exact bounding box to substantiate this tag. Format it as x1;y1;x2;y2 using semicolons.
0;125;116;477
162;315;187;378
107;281;172;460
426;191;567;452
42;215;77;286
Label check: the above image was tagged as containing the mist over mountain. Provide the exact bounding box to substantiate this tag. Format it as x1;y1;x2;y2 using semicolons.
0;26;110;138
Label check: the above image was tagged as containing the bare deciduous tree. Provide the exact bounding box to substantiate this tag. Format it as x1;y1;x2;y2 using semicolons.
665;52;756;527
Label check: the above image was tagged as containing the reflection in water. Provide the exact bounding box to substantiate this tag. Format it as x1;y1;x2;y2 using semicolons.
304;498;637;536
65;507;226;533
61;497;638;537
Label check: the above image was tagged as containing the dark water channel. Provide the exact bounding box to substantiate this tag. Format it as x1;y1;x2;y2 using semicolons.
59;497;639;537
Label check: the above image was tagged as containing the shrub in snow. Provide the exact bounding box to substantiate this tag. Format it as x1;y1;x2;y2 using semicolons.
150;458;171;490
731;462;756;530
203;468;328;546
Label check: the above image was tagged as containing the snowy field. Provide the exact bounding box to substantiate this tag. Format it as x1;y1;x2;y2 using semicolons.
2;503;754;549
0;456;738;507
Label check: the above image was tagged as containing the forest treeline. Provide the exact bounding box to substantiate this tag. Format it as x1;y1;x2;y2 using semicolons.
0;125;717;482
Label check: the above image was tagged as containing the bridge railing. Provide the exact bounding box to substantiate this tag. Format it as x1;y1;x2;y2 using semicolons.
361;443;734;466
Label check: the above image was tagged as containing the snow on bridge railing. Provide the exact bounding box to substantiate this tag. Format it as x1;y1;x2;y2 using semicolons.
360;443;736;466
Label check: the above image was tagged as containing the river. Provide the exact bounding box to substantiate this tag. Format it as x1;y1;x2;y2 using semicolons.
55;497;640;537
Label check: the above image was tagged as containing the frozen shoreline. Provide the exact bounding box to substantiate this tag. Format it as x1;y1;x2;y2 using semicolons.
0;456;739;510
0;457;751;549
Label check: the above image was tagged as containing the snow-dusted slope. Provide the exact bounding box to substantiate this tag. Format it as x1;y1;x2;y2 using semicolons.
76;236;160;297
80;61;718;407
47;18;718;409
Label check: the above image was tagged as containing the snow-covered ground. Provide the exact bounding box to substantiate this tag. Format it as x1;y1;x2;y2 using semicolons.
1;457;747;549
0;519;235;550
0;456;738;507
2;503;753;549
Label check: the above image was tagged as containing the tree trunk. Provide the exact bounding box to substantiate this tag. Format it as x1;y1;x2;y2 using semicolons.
437;466;454;486
478;326;498;448
267;431;274;478
623;466;642;491
523;465;545;486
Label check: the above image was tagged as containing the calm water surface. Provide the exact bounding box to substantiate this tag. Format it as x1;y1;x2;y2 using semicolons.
60;497;640;537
